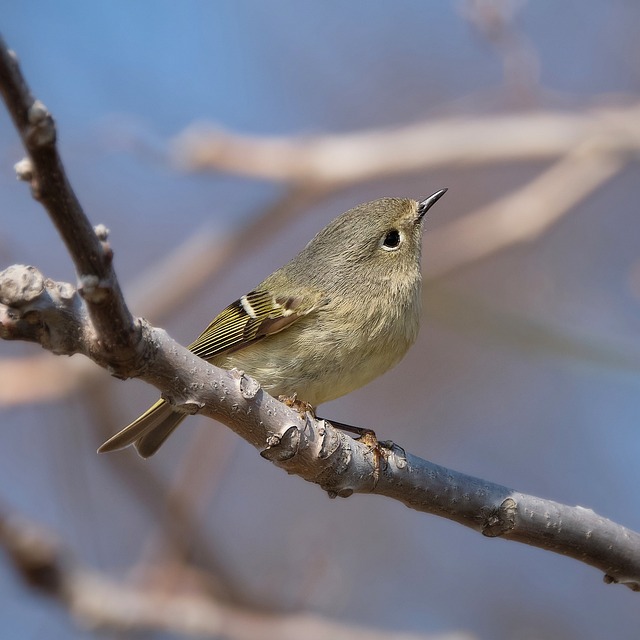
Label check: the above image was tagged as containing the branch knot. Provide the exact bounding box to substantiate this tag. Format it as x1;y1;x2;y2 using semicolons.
482;497;517;537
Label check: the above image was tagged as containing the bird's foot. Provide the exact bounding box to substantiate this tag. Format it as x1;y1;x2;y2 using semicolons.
279;393;315;417
318;418;405;488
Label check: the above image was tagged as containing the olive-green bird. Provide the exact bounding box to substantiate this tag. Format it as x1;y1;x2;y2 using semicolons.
98;190;447;458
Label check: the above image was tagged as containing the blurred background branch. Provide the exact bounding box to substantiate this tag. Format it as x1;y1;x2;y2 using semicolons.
0;506;474;640
170;105;640;184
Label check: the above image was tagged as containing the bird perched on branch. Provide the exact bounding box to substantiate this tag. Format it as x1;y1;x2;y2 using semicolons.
98;189;447;458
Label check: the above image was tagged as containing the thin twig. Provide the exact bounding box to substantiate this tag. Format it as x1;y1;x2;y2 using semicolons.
426;140;627;279
460;0;540;106
0;37;138;360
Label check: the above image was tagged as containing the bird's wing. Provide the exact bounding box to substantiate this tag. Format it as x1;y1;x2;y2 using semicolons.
187;289;320;361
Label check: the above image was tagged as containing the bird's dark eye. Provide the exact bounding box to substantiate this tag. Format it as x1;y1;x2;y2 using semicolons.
381;229;401;250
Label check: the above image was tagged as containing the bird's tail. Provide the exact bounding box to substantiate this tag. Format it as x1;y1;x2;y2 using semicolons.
97;398;187;458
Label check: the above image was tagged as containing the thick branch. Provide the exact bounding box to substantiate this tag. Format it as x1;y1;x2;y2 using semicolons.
0;36;139;366
1;265;639;591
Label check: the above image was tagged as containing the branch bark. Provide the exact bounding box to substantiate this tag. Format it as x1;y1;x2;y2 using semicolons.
1;264;639;590
0;37;140;369
1;34;639;596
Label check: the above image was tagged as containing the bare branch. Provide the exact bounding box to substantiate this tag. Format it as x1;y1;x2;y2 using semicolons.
171;105;640;185
1;265;639;590
0;508;471;639
425;140;627;278
460;0;540;106
0;36;139;368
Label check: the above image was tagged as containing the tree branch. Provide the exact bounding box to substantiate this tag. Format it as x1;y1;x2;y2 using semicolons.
425;139;627;278
1;35;639;593
1;264;639;590
0;507;470;639
0;36;139;368
171;104;640;186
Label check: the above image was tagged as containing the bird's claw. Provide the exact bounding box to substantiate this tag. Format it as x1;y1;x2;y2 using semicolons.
279;393;315;417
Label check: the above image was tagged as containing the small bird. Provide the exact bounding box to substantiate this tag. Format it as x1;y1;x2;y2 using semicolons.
98;190;447;458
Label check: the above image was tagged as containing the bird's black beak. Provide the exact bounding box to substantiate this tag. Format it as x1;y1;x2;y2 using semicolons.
417;188;447;221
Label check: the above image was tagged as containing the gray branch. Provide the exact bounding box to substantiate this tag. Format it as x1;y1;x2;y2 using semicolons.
0;33;639;593
1;264;639;591
0;35;140;368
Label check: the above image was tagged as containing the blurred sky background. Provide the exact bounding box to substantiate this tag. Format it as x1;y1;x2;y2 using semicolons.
1;1;640;639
